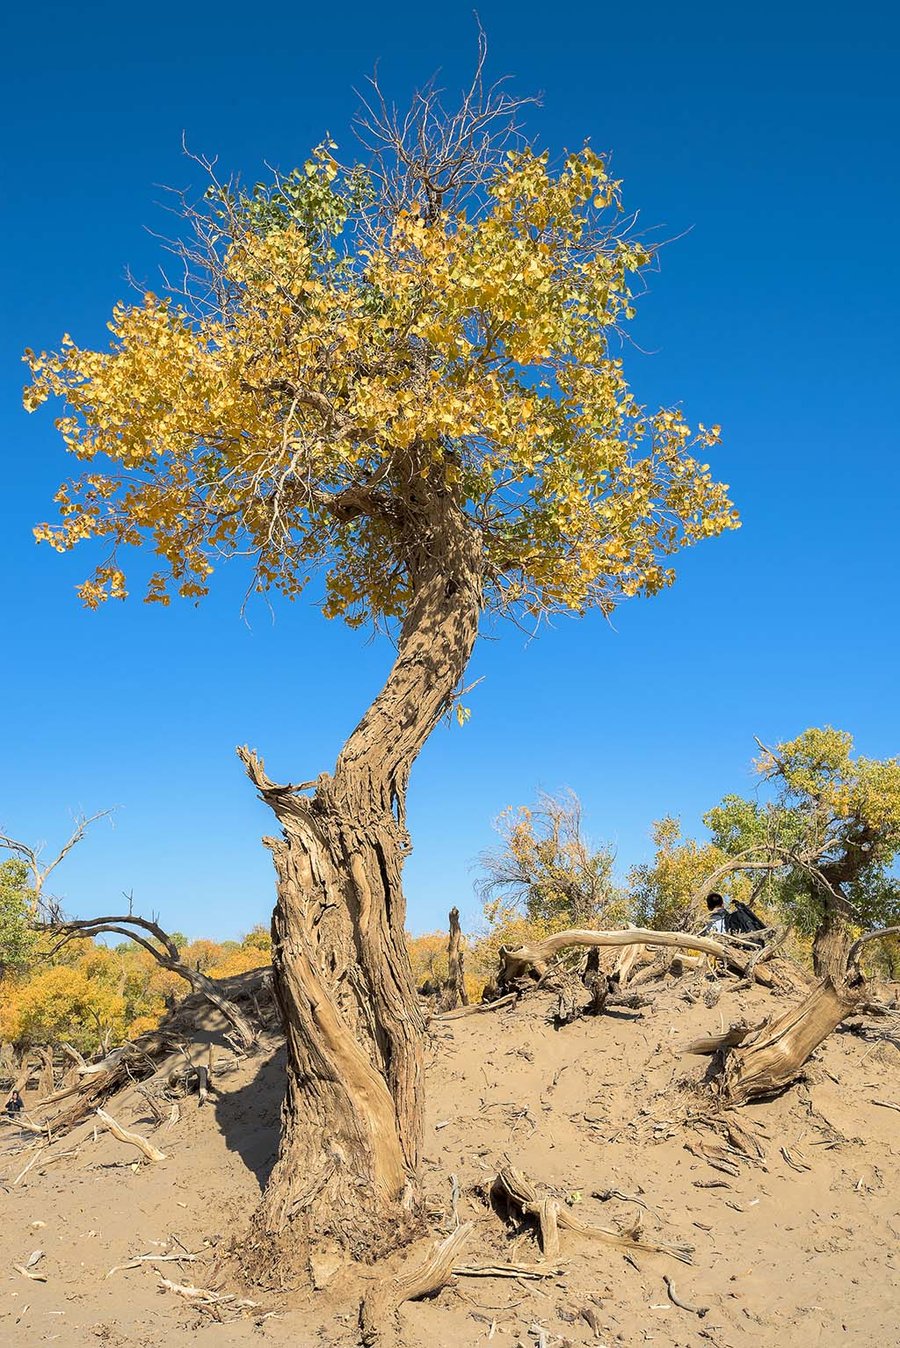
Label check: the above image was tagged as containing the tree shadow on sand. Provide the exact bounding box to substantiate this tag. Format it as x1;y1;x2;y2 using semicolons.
213;1043;286;1189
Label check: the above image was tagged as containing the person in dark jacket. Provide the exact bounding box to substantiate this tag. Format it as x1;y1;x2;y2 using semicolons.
703;892;728;936
5;1089;24;1114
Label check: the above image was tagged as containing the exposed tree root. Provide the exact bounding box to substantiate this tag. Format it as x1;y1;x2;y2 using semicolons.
359;1222;473;1345
493;1166;693;1264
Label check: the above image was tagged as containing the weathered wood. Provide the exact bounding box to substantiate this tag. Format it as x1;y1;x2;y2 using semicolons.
96;1107;167;1162
238;499;484;1283
443;907;469;1011
493;1166;693;1264
360;1223;474;1345
723;977;860;1103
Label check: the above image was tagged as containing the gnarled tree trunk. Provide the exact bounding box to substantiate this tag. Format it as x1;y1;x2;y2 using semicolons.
812;905;852;983
723;975;860;1103
238;501;482;1285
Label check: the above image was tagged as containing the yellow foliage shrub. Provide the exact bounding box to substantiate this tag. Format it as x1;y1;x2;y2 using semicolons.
1;965;128;1054
208;947;270;979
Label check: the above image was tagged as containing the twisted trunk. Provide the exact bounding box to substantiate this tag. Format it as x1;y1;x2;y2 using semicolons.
723;975;861;1103
238;500;482;1285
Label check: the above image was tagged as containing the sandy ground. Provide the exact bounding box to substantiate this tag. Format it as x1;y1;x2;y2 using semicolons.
1;977;898;1347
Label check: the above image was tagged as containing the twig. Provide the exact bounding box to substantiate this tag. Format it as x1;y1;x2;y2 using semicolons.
435;993;517;1021
106;1252;198;1277
663;1274;709;1317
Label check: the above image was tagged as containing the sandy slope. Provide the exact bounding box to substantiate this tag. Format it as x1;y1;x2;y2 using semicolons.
1;979;897;1347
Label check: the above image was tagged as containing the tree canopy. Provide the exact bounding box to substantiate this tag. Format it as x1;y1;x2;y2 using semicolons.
478;790;623;928
25;104;737;626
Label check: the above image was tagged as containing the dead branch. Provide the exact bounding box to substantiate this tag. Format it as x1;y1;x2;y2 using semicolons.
95;1107;167;1162
663;1274;709;1317
499;929;730;985
435;992;518;1021
682;1024;755;1056
498;928;781;995
0;809;112;910
158;1274;258;1309
452;1262;563;1279
493;1166;693;1264
106;1252;198;1277
40;911;258;1048
847;926;900;973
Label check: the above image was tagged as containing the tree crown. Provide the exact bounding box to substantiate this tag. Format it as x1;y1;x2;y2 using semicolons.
25;76;738;627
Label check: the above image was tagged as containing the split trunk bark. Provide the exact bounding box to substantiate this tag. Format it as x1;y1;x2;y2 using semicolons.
238;501;482;1285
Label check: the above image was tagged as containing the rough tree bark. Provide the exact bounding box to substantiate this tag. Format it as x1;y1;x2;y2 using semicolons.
722;976;860;1103
238;499;483;1284
811;900;853;984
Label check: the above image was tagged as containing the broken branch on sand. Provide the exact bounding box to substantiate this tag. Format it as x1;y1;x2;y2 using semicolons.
663;1274;709;1317
493;1166;693;1264
96;1107;167;1162
435;993;518;1021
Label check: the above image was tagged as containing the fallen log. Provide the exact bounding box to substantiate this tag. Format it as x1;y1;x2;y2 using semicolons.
96;1107;167;1162
722;977;860;1104
497;928;776;989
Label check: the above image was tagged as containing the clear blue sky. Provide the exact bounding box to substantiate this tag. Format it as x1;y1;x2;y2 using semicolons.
2;1;898;938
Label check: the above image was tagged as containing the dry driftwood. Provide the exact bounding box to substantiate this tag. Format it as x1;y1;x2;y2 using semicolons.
493;1166;693;1264
96;1107;167;1162
435;992;518;1021
683;1024;756;1056
663;1273;709;1317
158;1274;258;1310
452;1261;563;1279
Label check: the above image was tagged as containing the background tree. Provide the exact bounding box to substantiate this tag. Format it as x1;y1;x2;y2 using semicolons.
626;815;747;931
703;729;900;979
24;52;737;1277
478;790;624;930
0;859;38;976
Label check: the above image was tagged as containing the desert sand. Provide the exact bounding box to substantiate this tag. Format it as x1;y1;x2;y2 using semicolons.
2;977;898;1347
